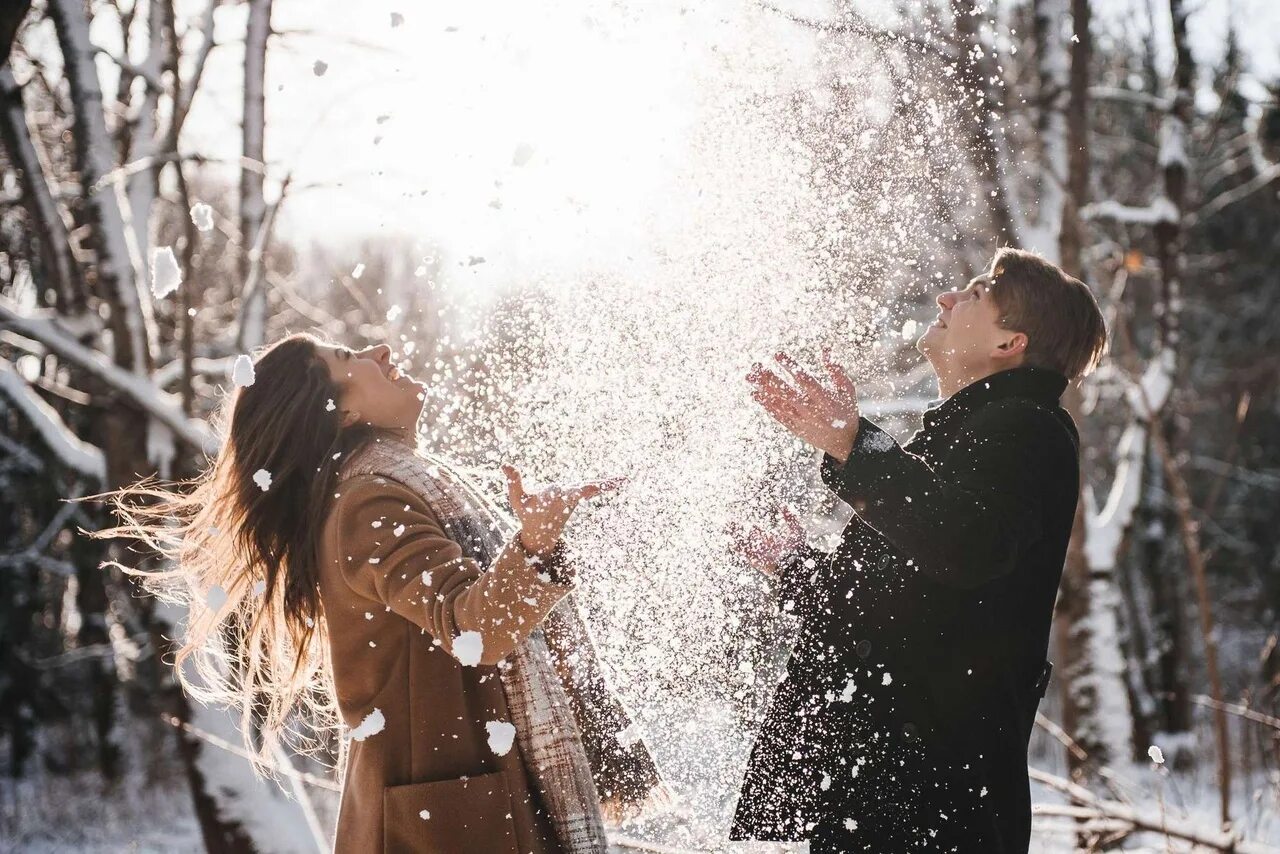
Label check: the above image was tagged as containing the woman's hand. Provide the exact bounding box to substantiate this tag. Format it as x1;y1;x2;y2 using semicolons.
732;506;805;577
502;465;624;558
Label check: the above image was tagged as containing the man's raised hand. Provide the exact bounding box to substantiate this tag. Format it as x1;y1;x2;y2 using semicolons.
733;506;806;577
747;349;861;462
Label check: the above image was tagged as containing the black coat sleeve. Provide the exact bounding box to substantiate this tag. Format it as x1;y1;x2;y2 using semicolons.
819;401;1074;590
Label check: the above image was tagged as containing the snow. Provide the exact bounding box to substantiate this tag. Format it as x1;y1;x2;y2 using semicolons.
352;262;366;279
452;631;483;665
418;809;430;820
253;469;273;491
150;246;183;298
231;354;257;388
1157;115;1190;169
1124;347;1175;418
1148;744;1165;765
206;584;228;612
485;720;517;756
189;203;215;231
325;398;336;411
349;708;386;741
1081;197;1179;225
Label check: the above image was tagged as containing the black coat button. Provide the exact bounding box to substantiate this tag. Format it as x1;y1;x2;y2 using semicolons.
856;640;872;659
877;553;892;570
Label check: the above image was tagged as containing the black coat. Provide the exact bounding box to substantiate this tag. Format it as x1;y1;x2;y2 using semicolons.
732;366;1080;853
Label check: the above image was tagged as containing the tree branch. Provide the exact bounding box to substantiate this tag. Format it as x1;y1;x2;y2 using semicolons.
0;297;218;454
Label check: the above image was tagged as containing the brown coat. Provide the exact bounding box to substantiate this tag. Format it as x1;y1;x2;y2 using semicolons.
319;473;575;853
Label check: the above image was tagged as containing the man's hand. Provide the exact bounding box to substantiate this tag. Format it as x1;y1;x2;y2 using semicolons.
502;465;624;558
747;350;861;462
732;507;806;577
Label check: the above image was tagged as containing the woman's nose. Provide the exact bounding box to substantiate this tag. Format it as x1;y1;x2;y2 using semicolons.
369;344;392;365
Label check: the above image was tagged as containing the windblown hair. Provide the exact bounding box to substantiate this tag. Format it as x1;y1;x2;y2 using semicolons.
987;247;1108;380
98;333;375;775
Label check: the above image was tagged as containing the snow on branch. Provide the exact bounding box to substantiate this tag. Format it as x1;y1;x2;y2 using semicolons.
1030;768;1280;854
1080;197;1179;226
1083;421;1145;571
1124;347;1175;419
0;359;105;480
153;355;233;388
0;297;218;455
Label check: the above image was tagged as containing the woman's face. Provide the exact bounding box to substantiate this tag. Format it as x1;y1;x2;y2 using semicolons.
318;343;426;433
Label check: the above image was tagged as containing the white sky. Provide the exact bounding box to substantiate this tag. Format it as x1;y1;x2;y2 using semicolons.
176;0;1279;274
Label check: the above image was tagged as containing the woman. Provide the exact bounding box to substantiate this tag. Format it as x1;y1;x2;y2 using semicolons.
104;333;663;853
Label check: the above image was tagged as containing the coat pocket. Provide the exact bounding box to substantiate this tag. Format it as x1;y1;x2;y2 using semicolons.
383;770;519;854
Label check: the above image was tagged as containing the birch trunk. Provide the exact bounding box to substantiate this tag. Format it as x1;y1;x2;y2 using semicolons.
237;0;272;351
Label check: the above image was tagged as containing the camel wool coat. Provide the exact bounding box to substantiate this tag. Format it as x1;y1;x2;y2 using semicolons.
318;473;576;853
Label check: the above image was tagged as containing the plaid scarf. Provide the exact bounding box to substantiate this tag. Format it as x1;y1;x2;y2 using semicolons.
342;437;664;853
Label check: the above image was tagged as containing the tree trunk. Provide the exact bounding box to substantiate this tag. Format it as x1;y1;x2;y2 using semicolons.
48;0;156;375
0;67;87;317
237;0;272;351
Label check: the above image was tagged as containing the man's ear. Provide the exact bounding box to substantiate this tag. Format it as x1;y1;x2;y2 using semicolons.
993;331;1028;362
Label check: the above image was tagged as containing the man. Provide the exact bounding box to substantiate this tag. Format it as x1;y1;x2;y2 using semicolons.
731;248;1107;853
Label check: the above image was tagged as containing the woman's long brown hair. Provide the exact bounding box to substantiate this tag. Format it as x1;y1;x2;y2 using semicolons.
99;333;374;775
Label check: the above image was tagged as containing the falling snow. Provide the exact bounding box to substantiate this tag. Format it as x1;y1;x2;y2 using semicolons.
149;247;182;298
348;708;385;741
485;721;517;756
452;631;483;666
232;355;256;388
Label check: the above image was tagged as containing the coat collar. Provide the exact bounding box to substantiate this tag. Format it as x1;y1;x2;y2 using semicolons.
922;366;1068;432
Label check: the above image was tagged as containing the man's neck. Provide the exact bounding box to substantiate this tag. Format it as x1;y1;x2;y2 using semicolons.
934;363;1008;399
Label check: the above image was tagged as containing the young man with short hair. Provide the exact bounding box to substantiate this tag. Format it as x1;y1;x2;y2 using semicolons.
732;248;1107;852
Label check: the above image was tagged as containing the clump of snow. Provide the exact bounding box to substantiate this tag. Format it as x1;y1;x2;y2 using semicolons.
232;354;256;388
881;672;892;686
1148;744;1164;765
418;809;430;820
206;584;227;612
349;708;385;741
253;468;272;491
352;262;366;279
485;721;517;756
453;631;483;666
616;723;641;749
150;246;182;298
189;203;214;232
313;60;328;76
325;398;336;411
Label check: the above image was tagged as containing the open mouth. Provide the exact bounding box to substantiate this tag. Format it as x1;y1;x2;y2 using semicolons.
385;365;402;381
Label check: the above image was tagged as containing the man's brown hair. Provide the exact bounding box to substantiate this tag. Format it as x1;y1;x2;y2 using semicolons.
987;248;1108;380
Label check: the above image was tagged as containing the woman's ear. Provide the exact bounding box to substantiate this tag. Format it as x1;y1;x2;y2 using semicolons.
341;409;361;428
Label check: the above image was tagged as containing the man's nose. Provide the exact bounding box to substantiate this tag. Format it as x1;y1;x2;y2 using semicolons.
937;291;958;310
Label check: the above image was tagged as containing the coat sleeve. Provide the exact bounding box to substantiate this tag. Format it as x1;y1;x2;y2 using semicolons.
327;475;573;665
819;402;1074;589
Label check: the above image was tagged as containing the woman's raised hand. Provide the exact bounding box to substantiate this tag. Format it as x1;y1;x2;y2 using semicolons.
501;465;625;558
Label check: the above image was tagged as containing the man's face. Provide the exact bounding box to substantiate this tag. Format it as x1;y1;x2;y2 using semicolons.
916;271;1013;376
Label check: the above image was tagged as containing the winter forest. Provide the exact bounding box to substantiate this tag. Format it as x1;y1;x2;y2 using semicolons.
0;0;1278;851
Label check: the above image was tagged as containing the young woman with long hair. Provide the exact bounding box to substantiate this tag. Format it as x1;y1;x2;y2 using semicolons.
102;333;664;853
